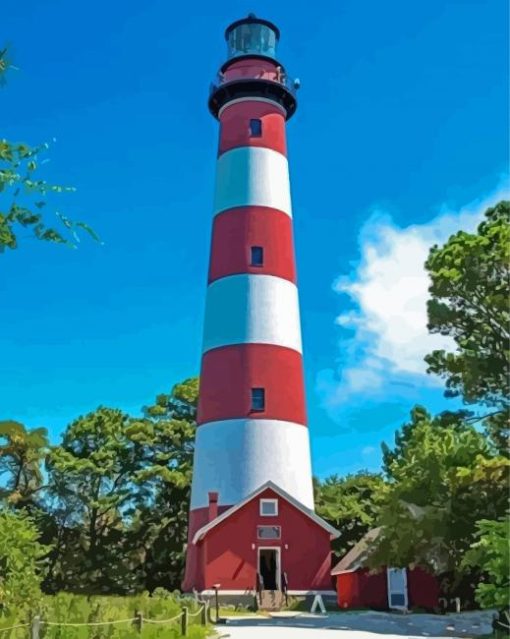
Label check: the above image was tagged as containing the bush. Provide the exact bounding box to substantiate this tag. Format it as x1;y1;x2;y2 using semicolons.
463;517;510;609
0;590;209;638
0;509;47;615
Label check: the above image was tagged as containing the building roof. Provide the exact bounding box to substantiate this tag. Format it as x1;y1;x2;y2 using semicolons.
331;527;382;575
192;480;340;544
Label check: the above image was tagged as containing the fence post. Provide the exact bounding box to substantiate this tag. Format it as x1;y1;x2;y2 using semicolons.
134;611;143;633
207;600;215;624
200;602;207;626
31;616;41;639
181;607;188;636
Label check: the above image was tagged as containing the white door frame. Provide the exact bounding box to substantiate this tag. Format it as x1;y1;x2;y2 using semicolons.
257;546;281;590
386;567;408;610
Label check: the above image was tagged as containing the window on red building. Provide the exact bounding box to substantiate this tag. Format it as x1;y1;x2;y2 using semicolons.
260;498;278;516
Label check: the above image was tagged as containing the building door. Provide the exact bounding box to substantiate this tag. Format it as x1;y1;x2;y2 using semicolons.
387;568;408;609
258;547;281;590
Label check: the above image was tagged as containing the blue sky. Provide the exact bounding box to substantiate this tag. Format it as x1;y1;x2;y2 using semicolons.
1;0;508;478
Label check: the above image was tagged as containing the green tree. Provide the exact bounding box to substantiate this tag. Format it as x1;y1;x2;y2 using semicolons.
1;47;99;252
0;47;16;85
425;200;510;449
315;472;387;561
0;140;100;251
0;509;47;613
46;407;143;593
133;377;198;592
43;378;198;594
463;516;510;609
370;407;509;582
0;420;48;508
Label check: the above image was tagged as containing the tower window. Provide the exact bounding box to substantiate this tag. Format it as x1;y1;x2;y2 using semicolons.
250;246;264;267
251;387;265;412
249;119;262;137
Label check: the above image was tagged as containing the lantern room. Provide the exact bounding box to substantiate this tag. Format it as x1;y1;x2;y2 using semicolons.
225;14;280;61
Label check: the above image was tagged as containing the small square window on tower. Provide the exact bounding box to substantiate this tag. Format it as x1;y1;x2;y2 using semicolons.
251;387;265;412
260;498;278;516
249;118;262;137
250;246;264;267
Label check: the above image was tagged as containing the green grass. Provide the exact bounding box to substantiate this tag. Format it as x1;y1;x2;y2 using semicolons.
0;591;210;639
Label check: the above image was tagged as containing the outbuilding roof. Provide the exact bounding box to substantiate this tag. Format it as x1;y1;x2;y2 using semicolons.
331;527;382;575
192;480;340;544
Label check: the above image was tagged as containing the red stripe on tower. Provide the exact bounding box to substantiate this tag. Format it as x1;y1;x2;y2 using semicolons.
218;100;287;156
208;207;296;283
198;344;306;425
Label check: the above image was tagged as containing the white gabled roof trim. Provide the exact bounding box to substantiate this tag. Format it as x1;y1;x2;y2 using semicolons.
192;480;339;544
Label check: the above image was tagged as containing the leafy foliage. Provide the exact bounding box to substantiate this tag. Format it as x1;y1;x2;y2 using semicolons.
0;590;208;638
0;140;100;252
0;420;48;508
0;46;99;253
370;407;509;582
134;378;198;592
463;517;510;609
45;408;145;593
0;509;47;613
0;47;16;86
315;472;387;561
38;378;198;595
425;200;510;449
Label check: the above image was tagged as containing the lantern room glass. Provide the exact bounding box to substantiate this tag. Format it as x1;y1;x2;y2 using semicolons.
227;22;278;59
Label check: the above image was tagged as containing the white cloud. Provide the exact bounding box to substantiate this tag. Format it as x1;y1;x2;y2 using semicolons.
322;183;509;407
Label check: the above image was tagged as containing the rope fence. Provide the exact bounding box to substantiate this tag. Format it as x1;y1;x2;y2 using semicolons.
44;617;135;627
187;608;205;619
0;623;30;634
143;614;183;624
0;603;208;638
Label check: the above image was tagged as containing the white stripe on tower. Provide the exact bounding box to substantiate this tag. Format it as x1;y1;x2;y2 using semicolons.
190;419;314;510
202;274;302;354
213;146;292;217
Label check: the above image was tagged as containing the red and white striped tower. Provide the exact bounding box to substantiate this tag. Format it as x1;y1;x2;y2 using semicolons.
184;14;314;590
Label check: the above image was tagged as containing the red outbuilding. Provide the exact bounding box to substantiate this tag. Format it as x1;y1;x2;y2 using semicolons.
186;481;338;597
332;528;440;612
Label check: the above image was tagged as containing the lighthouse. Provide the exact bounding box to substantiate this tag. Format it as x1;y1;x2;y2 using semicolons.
183;14;338;601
